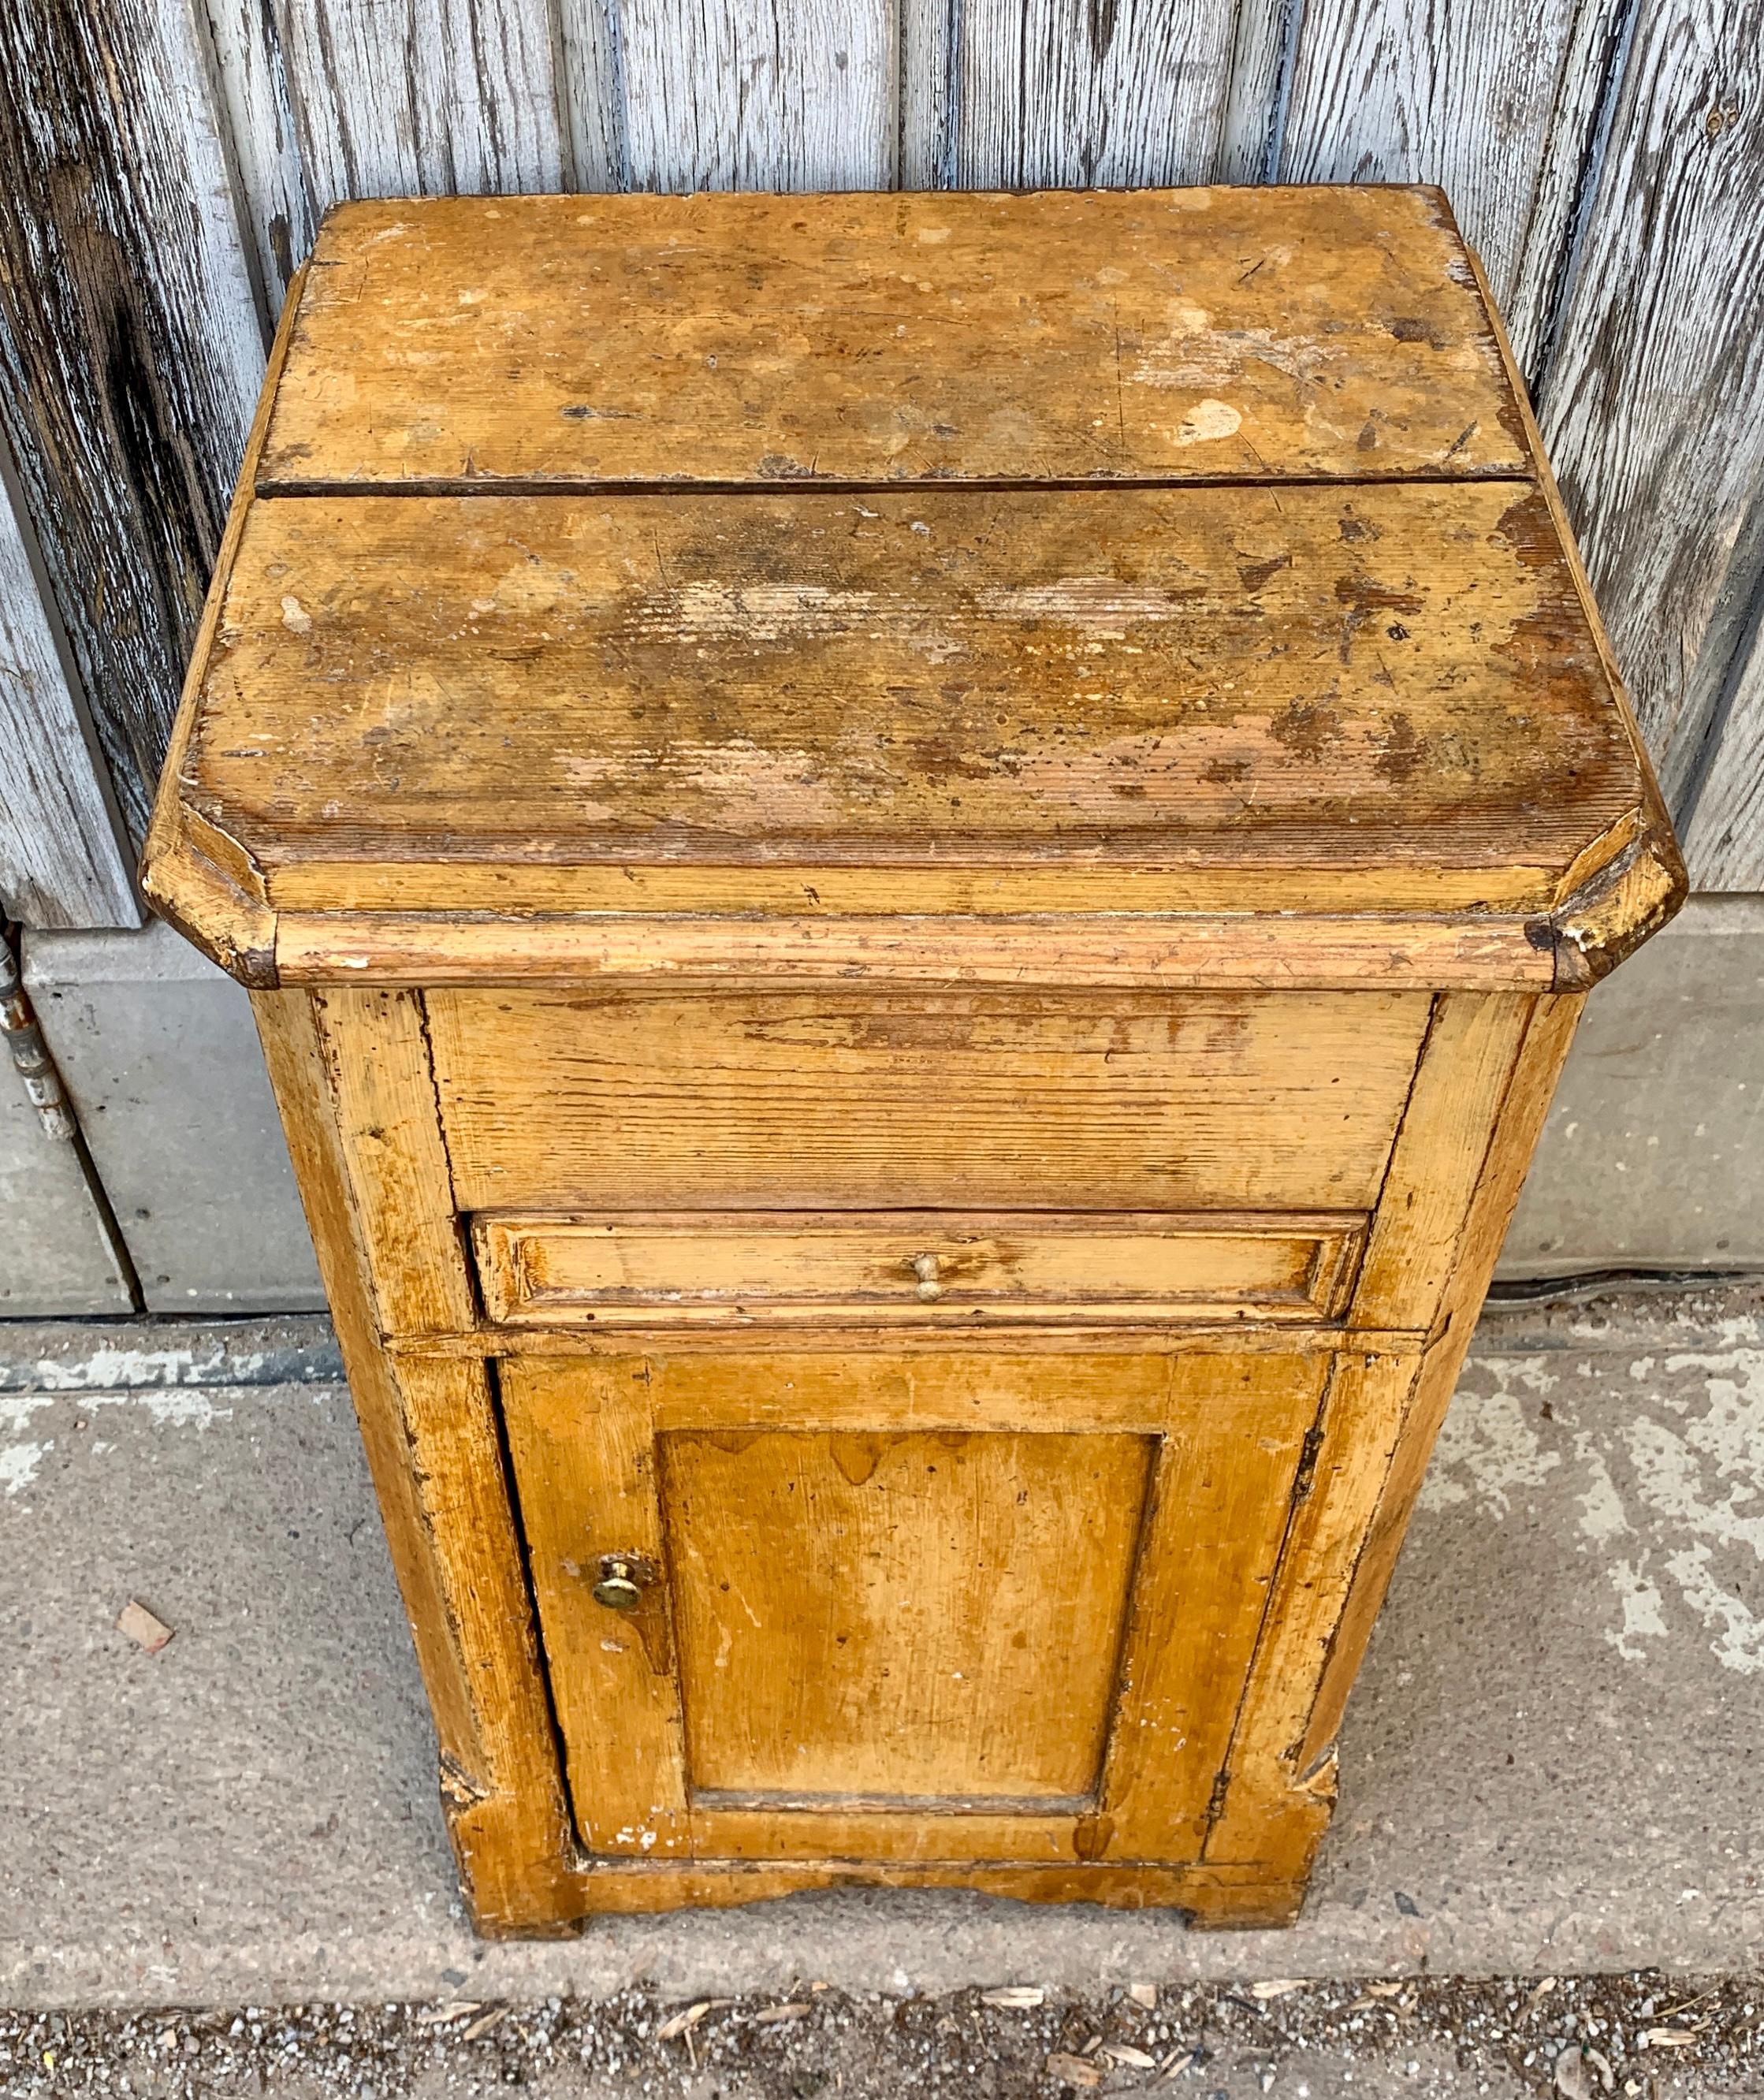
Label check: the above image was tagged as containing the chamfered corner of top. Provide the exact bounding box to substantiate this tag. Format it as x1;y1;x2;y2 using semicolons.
1546;818;1688;992
137;801;279;991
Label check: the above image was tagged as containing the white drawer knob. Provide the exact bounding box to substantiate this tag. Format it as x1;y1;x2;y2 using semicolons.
911;1250;942;1301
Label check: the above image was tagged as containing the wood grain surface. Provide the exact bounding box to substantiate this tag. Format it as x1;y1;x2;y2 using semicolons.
1096;1347;1326;1862
616;0;895;192
0;0;263;852
0;440;140;926
1683;619;1764;889
427;988;1427;1215
275;0;568;210
252;989;582;1931
1275;0;1591;325
310;986;476;1336
266;910;1563;992
471;1210;1364;1328
1536;0;1764;822
259;188;1527;490
935;0;1237;190
198;0;316;306
188;481;1639;886
662;1426;1152;1800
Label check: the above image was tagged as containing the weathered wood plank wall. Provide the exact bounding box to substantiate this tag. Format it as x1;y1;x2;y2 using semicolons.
0;0;263;907
0;428;140;928
2;0;1760;921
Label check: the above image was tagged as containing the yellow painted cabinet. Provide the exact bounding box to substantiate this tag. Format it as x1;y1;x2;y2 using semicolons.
146;187;1680;1934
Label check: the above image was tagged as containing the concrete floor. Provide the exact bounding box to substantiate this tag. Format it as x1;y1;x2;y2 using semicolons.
2;1288;1761;2009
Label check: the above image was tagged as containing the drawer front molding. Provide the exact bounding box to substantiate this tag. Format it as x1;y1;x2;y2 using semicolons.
474;1211;1367;1330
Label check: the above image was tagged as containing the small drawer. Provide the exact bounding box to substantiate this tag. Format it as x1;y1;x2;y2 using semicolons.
473;1211;1366;1329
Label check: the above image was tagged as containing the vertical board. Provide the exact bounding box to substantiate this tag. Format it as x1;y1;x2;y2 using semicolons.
0;0;265;848
1500;0;1634;381
274;0;570;209
1535;0;1764;810
199;0;318;302
556;0;631;190
1097;1350;1326;1862
1683;618;1764;888
1215;0;1301;185
309;985;478;1336
616;0;896;191
897;0;955;188
1274;0;1592;324
0;438;140;929
253;989;580;1930
929;0;1237;190
500;1355;694;1858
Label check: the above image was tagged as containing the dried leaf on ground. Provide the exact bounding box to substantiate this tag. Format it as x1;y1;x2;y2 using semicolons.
655;2003;713;2042
1641;2030;1696;2049
1046;2052;1104;2089
1554;2044;1590;2100
981;1987;1045;2009
116;1600;173;1655
415;2003;479;2026
1250;1980;1308;2000
461;2010;505;2042
752;2003;812;2026
1100;2042;1158;2068
1128;1984;1158;2010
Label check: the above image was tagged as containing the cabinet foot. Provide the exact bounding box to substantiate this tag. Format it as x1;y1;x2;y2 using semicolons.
1182;1882;1307;1931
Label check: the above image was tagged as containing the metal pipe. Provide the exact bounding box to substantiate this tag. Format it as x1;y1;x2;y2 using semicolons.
0;923;76;1138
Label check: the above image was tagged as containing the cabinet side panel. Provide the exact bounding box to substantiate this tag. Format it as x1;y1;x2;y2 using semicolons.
1200;1345;1421;1871
251;987;580;1933
1297;993;1583;1770
1208;992;1575;1874
308;986;476;1335
1352;992;1534;1327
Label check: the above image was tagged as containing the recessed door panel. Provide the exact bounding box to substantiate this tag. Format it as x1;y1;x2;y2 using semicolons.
661;1428;1152;1803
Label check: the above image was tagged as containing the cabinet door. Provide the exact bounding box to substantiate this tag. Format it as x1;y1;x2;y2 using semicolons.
500;1349;1326;1865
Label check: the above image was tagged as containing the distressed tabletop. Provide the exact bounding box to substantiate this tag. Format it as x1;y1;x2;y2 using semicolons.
145;185;1679;989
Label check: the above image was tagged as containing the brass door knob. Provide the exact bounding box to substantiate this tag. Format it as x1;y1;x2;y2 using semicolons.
592;1556;645;1611
911;1250;942;1301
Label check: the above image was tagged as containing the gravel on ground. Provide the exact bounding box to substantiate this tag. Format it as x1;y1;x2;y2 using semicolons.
3;1975;1761;2100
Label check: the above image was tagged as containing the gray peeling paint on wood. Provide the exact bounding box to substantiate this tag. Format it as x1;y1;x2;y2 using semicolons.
273;0;570;210
616;0;897;192
1534;0;1764;862
0;430;140;929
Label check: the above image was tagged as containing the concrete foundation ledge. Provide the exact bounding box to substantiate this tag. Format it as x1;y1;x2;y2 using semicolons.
2;1286;1761;2007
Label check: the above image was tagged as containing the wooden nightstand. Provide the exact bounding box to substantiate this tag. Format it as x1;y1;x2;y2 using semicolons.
143;185;1681;1935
